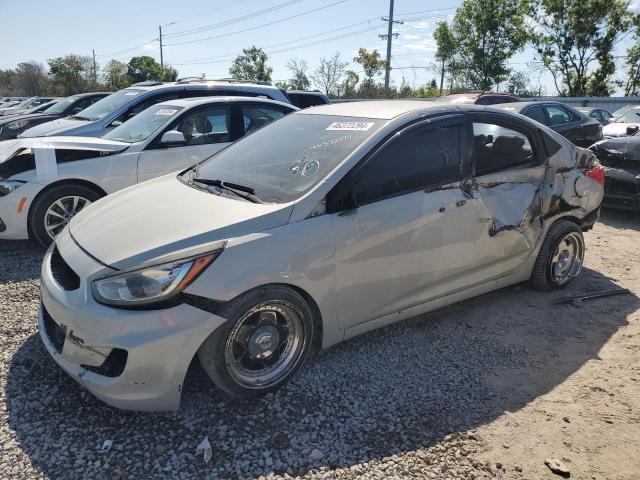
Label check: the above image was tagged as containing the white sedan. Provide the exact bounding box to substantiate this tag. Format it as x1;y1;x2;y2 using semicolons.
0;97;297;245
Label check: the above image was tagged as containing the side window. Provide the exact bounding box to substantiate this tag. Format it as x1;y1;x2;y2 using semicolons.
590;111;603;122
166;105;232;147
522;105;547;124
544;105;580;125
352;122;462;205
472;121;535;176
111;92;180;126
601;111;612;122
241;105;287;133
73;97;99;111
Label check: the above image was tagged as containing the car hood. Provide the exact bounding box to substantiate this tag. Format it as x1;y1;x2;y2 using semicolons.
0;112;58;126
602;122;639;137
68;174;294;270
19;117;92;137
0;136;129;178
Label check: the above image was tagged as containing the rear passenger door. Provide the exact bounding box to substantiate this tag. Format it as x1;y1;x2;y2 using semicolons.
137;104;235;182
467;113;546;280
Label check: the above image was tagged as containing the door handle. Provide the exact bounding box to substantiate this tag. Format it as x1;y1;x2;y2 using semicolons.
456;199;466;208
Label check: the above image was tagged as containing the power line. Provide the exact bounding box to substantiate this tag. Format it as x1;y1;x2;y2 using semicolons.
163;0;306;38
163;0;250;27
165;0;349;47
394;6;457;17
94;38;158;58
172;24;383;66
171;16;382;65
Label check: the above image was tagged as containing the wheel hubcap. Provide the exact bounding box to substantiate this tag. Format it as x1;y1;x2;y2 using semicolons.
550;232;584;285
44;196;91;239
225;301;305;389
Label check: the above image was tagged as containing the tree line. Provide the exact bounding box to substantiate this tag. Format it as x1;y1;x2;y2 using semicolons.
0;55;178;97
3;0;640;99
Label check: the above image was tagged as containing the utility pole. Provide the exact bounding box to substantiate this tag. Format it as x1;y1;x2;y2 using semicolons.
159;26;164;69
92;49;97;85
379;0;403;92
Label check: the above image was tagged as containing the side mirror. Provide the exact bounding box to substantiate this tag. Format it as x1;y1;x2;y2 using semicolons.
159;130;186;145
626;126;639;136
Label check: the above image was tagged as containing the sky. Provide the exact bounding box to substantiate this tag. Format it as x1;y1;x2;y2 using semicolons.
0;0;637;94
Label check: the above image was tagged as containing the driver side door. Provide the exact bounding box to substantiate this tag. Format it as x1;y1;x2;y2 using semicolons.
137;104;234;182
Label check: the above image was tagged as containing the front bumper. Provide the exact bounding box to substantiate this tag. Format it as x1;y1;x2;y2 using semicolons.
0;182;42;240
38;235;227;411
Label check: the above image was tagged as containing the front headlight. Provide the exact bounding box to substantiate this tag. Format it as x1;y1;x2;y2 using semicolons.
0;180;26;196
92;251;222;307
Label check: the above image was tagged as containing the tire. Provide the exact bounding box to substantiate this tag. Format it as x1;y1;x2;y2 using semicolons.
197;285;314;398
29;183;102;247
530;219;585;291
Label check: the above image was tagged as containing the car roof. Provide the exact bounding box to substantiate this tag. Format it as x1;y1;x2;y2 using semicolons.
298;100;479;119
287;90;327;96
155;96;297;109
124;80;282;93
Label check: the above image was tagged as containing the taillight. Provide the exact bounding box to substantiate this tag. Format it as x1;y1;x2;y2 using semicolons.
585;165;605;185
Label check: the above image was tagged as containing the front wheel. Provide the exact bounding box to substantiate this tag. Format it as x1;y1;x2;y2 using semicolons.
530;219;585;291
29;184;102;247
197;286;314;398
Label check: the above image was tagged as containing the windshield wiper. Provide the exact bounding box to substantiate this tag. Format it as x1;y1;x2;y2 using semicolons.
70;115;91;121
192;177;262;204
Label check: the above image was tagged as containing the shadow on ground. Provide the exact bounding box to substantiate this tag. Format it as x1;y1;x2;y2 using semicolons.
5;262;638;478
0;240;44;283
599;207;640;231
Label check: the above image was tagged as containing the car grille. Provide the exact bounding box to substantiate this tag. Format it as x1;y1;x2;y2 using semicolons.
42;304;65;353
50;246;80;290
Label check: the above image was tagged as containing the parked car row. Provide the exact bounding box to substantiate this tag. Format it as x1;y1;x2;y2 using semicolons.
0;79;335;245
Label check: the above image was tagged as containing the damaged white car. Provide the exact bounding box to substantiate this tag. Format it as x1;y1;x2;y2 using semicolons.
40;101;604;411
0;97;296;246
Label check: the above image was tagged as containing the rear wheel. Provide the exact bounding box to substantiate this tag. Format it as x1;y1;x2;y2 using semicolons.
197;286;314;398
29;184;102;247
530;219;585;291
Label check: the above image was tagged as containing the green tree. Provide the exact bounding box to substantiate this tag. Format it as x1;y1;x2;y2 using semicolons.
162;65;179;82
0;69;18;96
48;55;91;95
506;70;537;96
530;0;633;96
103;60;131;90
341;70;359;98
451;0;528;90
229;47;272;82
311;52;347;96
127;56;164;83
285;58;310;90
15;61;49;95
433;21;457;95
353;48;387;96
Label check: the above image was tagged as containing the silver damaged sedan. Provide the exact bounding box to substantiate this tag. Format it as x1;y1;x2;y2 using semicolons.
39;101;605;410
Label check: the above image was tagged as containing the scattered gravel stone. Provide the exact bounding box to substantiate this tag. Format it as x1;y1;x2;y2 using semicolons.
545;458;571;478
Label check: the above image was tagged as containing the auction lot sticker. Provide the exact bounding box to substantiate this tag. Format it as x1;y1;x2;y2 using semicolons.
326;121;375;131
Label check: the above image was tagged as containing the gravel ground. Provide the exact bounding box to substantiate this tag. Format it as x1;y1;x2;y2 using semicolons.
0;209;639;480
